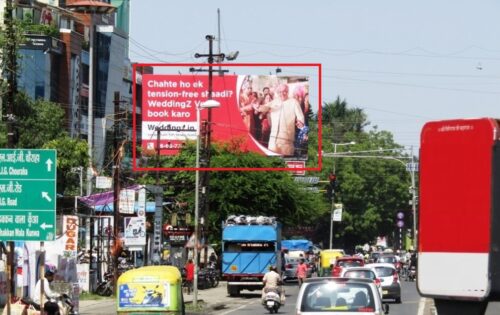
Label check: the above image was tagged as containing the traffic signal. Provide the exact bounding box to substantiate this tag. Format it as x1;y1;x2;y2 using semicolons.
329;173;337;191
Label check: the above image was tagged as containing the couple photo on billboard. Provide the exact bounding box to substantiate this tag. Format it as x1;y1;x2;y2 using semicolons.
237;75;310;159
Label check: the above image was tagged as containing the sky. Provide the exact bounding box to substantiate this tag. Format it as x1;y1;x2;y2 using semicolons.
129;0;500;150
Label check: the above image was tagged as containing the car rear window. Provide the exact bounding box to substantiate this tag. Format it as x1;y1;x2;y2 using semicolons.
373;267;394;277
300;281;376;312
344;270;376;280
378;256;396;264
338;260;363;267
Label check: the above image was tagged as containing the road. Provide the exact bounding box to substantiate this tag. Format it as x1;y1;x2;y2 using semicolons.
212;280;422;315
76;279;500;314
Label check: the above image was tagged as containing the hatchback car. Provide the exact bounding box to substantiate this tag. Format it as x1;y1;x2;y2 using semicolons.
331;256;365;277
283;257;313;282
295;277;389;314
340;267;383;298
366;263;401;303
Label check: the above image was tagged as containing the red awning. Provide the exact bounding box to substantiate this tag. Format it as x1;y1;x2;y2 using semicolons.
66;0;116;14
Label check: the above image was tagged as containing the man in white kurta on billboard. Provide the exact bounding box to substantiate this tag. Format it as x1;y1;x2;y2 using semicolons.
258;83;305;156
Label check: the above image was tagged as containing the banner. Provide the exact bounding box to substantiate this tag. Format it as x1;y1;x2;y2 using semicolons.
141;74;310;159
63;215;79;258
124;217;146;246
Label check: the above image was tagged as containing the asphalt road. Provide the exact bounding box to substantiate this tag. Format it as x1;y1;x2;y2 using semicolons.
212;280;422;315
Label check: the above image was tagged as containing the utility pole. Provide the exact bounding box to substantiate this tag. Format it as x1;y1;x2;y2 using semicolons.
193;35;226;269
4;1;17;312
113;91;121;294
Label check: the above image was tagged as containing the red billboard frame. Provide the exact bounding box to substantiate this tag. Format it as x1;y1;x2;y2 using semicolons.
132;63;322;172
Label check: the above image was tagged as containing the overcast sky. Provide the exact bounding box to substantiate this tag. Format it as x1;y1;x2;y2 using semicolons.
129;0;500;150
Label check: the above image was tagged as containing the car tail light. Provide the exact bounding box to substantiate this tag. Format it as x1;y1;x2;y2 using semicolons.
374;278;381;286
286;264;293;269
332;267;342;277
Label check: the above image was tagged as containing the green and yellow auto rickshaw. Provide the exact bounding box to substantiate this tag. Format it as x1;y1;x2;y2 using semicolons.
117;265;184;314
319;249;345;276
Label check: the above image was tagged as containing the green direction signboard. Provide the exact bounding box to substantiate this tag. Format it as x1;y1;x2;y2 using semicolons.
0;149;56;241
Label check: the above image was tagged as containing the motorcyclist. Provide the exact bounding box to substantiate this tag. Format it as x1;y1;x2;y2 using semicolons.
261;266;284;305
32;265;60;314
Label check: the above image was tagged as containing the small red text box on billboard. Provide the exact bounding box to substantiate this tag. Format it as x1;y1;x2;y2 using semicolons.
133;63;322;171
286;160;306;176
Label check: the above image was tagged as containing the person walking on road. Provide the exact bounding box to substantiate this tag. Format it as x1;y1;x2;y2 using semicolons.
185;259;195;294
296;258;308;287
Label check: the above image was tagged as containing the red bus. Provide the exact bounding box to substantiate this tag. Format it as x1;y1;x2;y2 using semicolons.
419;118;500;302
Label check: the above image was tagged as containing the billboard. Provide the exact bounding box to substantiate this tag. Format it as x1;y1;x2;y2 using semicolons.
133;63;322;171
141;74;310;158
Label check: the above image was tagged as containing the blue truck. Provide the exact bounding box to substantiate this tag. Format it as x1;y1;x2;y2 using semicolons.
221;216;282;296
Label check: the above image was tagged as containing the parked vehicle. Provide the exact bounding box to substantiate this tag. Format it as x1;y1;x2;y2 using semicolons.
222;215;281;296
367;263;402;303
295;277;389;314
263;287;282;314
331;256;365;277
95;271;114;296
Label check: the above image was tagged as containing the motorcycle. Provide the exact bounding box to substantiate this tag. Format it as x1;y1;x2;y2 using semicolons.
21;293;76;315
408;265;417;281
263;288;281;314
95;271;114;296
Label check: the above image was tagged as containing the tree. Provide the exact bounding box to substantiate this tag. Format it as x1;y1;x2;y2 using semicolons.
137;139;328;245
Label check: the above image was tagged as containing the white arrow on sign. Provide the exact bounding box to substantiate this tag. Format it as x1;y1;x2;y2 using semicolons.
45;159;53;172
41;192;52;202
40;223;54;230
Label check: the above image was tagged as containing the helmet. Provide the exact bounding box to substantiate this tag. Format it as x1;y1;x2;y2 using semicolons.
45;264;57;276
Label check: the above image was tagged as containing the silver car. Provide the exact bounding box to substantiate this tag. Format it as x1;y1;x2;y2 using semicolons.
283;257;313;282
295;277;389;314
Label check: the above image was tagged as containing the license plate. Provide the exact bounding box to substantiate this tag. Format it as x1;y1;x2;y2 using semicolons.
383;290;389;295
267;301;274;307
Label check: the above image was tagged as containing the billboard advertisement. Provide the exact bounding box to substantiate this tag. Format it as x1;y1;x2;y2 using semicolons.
140;74;312;160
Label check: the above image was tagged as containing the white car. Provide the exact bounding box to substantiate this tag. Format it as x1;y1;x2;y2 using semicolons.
340;267;383;298
295;277;389;314
366;263;402;303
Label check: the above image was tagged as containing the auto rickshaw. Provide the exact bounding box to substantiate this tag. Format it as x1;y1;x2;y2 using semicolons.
319;249;345;276
117;265;184;314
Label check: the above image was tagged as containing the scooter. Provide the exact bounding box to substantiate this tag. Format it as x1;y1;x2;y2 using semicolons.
263;288;281;314
21;293;76;315
408;265;417;281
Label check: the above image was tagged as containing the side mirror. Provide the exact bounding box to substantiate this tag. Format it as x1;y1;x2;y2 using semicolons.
384;303;390;314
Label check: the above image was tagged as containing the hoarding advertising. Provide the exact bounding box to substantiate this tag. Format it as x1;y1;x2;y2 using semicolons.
134;63;322;171
141;74;310;158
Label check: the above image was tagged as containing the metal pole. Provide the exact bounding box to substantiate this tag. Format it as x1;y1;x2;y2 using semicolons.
329;144;337;249
113;92;121;294
411;146;417;250
86;13;95;196
193;105;201;308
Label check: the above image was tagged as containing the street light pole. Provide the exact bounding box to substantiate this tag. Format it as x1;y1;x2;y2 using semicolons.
193;100;220;308
330;141;355;249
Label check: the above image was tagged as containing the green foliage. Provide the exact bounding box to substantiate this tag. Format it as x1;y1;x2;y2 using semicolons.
44;136;89;196
15;94;67;148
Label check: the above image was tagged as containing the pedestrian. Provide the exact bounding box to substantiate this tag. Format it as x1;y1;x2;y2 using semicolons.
296;258;308;287
185;259;195;294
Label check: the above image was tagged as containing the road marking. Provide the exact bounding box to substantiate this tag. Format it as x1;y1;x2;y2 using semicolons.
417;297;427;315
218;300;256;315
